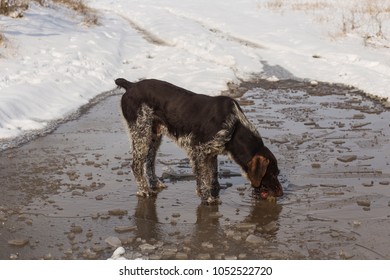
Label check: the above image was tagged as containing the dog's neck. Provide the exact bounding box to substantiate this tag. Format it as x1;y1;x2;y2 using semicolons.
225;122;264;172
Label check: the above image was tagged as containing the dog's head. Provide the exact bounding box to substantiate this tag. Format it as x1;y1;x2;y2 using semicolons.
246;146;283;198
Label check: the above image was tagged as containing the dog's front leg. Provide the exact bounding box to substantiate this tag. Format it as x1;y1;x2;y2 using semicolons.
193;153;220;204
210;155;221;198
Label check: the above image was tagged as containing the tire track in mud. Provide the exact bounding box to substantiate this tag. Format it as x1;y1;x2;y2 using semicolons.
113;8;263;79
163;7;266;50
115;13;173;47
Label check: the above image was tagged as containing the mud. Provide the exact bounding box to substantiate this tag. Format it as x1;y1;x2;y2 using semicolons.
0;79;389;260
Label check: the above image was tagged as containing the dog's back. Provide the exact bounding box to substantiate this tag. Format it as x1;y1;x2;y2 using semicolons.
117;78;237;144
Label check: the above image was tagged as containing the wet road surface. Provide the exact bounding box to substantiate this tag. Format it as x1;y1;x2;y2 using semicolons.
0;79;389;259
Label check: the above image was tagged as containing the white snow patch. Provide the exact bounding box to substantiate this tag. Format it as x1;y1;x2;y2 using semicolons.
1;0;389;141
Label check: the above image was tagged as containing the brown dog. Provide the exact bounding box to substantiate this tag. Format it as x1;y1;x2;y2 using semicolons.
116;78;283;204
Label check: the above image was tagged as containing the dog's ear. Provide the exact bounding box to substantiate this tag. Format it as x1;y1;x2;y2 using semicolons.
247;155;269;187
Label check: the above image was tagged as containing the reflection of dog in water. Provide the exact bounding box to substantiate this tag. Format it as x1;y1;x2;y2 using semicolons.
116;78;283;204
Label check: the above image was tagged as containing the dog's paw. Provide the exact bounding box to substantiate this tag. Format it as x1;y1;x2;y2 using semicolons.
153;180;166;189
136;190;157;197
204;196;221;205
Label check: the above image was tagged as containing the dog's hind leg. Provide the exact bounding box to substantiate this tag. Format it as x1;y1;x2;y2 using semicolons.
131;136;153;197
145;132;166;190
128;105;157;197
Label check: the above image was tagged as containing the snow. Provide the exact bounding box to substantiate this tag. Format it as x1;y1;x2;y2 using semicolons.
1;0;389;141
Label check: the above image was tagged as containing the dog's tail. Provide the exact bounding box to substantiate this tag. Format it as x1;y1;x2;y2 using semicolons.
115;78;134;90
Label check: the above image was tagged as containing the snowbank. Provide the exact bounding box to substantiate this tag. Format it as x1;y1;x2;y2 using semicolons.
1;0;389;140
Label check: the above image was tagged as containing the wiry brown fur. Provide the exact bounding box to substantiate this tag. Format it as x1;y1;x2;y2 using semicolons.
116;78;283;204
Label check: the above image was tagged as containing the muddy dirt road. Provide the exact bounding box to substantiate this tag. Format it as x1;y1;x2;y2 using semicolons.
0;79;389;259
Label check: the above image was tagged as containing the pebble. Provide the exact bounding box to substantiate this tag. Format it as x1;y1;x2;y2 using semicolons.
109;247;126;260
201;242;214;249
339;250;354;260
352;114;365;119
262;221;278;233
71;190;83;196
105;236;122;248
92;246;104;253
63;249;73;256
352;220;361;227
0;212;8;222
270;138;289;144
337;155;357;163
8;239;29;247
356;200;371;207
351;122;371;129
95;195;104;200
214;253;224;260
232;235;243;241
311;163;321;168
245;234;267;245
197;253;211;260
108;209;128;216
238;253;247;259
362;181;374;187
172;213;181;218
161;250;176;259
175;252;188;260
43;253;53;260
114;225;137;233
139;243;156;253
149;254;162;260
70;225;83;234
183;246;191;254
83;249;98;260
209;212;223;219
17;215;27;221
67;232;75;240
225;230;235;238
238;99;255;106
235;223;256;231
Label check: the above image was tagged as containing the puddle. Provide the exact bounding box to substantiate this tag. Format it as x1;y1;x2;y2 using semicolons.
0;79;389;259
